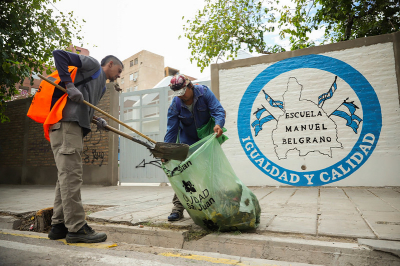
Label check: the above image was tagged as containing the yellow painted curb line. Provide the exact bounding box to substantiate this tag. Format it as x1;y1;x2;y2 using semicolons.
159;252;283;266
0;231;117;249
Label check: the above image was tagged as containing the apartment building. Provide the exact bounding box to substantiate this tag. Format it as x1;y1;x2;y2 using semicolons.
119;50;165;93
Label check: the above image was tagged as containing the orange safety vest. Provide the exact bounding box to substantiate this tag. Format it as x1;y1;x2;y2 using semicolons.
27;66;78;141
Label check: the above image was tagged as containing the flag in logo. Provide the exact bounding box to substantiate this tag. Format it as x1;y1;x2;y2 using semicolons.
251;106;275;136
331;100;363;133
318;76;338;107
263;90;284;109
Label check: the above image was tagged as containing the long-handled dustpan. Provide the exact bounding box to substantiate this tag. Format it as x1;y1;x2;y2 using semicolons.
38;74;189;161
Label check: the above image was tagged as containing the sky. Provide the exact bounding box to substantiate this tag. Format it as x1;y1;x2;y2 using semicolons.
50;0;325;81
51;0;209;80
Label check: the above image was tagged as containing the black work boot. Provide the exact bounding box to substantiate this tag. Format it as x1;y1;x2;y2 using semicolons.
168;211;184;221
48;223;68;240
66;224;107;243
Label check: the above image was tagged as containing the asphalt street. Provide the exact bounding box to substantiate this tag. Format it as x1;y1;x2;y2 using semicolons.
0;231;321;266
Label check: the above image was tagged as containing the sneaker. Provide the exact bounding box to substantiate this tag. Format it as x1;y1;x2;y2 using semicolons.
48;223;68;240
66;224;107;243
168;212;183;221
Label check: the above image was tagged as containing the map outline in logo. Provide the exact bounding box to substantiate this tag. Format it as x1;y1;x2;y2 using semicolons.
237;54;382;186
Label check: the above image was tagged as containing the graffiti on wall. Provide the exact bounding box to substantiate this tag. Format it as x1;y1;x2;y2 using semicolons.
83;127;106;166
237;54;382;186
135;159;162;169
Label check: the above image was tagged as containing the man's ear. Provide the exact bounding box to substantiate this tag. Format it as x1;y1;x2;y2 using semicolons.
108;60;114;68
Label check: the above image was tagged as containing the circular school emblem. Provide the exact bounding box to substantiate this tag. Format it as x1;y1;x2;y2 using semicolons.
237;54;382;186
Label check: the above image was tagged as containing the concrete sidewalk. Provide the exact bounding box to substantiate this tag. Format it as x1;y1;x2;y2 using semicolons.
1;185;399;240
0;185;400;240
1;185;400;265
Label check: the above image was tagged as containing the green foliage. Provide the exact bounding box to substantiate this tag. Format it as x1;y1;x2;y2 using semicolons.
182;0;400;71
0;0;85;122
181;0;277;72
278;0;400;49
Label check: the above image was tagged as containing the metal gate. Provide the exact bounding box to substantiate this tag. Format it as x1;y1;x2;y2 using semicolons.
119;86;173;183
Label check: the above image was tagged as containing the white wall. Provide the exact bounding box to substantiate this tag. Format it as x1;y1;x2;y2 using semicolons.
218;41;400;187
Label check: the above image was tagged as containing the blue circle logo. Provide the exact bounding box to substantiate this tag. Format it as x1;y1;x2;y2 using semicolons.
237;54;382;186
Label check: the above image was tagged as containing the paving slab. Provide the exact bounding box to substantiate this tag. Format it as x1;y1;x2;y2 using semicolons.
319;188;348;199
109;205;173;223
368;188;400;211
267;213;317;235
318;213;376;238
319;201;358;212
287;188;319;204
256;214;275;230
258;188;297;205
261;205;318;215
249;187;276;199
362;211;400;240
87;206;134;219
343;188;375;198
351;198;397;212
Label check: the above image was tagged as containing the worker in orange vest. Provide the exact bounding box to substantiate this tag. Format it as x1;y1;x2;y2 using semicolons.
30;50;123;243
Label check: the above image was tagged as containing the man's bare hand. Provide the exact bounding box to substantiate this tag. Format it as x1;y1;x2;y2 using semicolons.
214;125;223;138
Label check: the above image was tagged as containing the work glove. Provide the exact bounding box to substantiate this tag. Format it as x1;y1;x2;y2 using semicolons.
66;83;84;103
94;117;108;131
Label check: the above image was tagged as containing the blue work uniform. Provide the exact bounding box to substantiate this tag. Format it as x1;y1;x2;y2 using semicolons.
164;85;225;145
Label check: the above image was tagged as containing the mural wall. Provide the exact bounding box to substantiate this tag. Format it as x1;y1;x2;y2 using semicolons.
212;33;400;187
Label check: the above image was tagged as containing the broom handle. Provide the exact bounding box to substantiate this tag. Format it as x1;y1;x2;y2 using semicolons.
91;117;152;149
38;74;156;144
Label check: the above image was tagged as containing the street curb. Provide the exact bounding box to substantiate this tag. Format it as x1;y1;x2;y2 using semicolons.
90;223;400;266
0;216;22;230
90;223;189;249
358;238;400;257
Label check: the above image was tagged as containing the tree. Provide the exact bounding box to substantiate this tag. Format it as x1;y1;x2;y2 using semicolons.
181;0;279;72
182;0;400;71
0;0;85;122
278;0;400;50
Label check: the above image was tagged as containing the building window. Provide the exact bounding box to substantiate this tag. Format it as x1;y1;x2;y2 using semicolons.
134;72;138;79
130;60;133;67
121;77;124;84
134;86;138;91
134;58;138;65
127;87;133;92
129;74;133;81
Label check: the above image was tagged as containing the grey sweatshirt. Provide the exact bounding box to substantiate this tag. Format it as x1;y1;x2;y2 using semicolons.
52;50;107;137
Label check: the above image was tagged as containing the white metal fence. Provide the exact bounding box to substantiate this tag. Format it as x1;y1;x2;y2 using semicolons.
119;86;170;183
119;80;211;183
